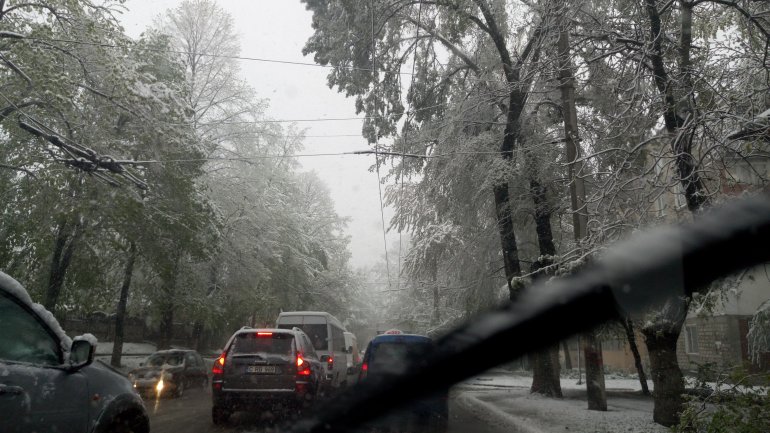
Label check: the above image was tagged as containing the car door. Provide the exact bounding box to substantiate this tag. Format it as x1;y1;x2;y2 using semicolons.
0;292;89;433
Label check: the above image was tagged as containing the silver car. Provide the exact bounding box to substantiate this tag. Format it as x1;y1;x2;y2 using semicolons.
0;272;149;433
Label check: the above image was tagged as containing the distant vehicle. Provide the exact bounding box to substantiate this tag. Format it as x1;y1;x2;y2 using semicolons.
359;332;449;433
276;311;349;388
0;272;149;433
211;327;325;425
343;331;361;382
128;349;208;398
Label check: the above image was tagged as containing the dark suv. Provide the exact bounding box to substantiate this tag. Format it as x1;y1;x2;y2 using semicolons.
211;327;325;424
359;332;449;433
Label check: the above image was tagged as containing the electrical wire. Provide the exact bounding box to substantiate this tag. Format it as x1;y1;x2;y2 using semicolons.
371;0;392;291
397;0;424;293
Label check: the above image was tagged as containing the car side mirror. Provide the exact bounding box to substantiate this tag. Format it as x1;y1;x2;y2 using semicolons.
69;339;94;370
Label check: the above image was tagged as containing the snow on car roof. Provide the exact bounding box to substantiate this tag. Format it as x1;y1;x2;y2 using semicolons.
0;271;73;352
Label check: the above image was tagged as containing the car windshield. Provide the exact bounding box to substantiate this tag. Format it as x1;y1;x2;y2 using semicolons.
0;0;769;432
146;353;184;367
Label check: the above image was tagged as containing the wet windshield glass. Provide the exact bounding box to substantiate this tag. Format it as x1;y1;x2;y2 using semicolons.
0;0;768;432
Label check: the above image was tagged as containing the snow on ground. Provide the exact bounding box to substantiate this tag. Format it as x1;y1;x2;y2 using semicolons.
458;388;667;433
94;341;157;356
456;369;665;433
461;368;653;392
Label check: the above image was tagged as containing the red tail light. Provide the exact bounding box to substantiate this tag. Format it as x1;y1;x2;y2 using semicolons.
257;332;273;337
326;356;334;370
359;362;368;380
212;353;225;375
296;354;311;376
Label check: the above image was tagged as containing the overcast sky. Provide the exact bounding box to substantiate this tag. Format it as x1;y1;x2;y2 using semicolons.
120;0;400;270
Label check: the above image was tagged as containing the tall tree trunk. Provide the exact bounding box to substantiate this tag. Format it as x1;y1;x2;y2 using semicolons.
529;253;562;398
556;4;606;410
642;1;705;423
111;242;137;368
158;252;181;350
622;318;650;395
641;298;689;426
159;303;174;350
562;340;573;370
583;332;608;410
45;218;83;312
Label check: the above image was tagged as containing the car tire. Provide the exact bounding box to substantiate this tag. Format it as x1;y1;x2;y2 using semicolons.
212;406;230;425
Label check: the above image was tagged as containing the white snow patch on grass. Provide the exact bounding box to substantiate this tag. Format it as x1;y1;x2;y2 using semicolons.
458;387;667;433
462;369;653;392
94;341;157;356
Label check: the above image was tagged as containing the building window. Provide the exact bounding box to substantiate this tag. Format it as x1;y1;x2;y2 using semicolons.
685;325;699;354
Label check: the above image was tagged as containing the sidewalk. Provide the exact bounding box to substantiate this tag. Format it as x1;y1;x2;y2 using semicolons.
457;370;668;433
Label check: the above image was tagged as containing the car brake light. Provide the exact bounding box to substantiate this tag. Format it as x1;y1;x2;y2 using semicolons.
296;354;311;376
212;353;225;375
326;356;333;370
359;362;368;380
257;332;273;336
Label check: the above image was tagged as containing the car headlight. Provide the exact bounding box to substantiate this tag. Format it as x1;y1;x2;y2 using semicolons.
156;378;164;392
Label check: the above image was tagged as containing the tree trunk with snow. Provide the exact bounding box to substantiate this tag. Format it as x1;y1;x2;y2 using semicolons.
529;259;563;398
555;4;605;409
111;242;136;368
641;297;689;426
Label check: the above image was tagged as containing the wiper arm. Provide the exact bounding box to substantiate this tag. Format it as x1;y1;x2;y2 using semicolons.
291;193;770;433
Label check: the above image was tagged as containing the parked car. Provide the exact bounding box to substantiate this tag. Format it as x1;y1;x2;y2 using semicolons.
0;272;149;433
359;331;448;433
276;311;349;388
128;349;208;398
211;327;325;425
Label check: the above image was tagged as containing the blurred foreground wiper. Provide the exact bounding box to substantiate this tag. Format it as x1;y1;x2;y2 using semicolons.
291;193;770;433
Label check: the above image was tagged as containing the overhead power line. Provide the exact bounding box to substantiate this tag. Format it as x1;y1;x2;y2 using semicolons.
28;37;416;76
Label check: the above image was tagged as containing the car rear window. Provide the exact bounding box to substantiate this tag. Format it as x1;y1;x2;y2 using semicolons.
146;353;184;367
369;342;433;374
230;332;294;355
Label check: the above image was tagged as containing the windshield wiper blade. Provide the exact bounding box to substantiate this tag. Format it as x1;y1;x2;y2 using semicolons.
291;193;770;433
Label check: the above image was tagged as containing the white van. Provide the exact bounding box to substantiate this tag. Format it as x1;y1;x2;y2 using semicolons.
276;311;349;388
343;331;361;385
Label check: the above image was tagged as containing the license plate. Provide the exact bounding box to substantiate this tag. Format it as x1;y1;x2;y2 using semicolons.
247;365;277;374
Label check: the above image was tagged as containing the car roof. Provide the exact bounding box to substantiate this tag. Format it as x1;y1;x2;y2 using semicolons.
152;349;194;354
369;334;432;344
233;327;303;337
277;311;345;328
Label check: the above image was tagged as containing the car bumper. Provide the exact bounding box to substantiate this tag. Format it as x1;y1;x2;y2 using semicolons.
213;389;308;409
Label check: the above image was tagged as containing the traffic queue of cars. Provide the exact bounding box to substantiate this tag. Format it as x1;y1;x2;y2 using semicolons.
0;271;445;432
210;311;365;424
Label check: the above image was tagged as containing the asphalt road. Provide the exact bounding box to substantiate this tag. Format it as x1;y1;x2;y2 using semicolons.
147;387;507;433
